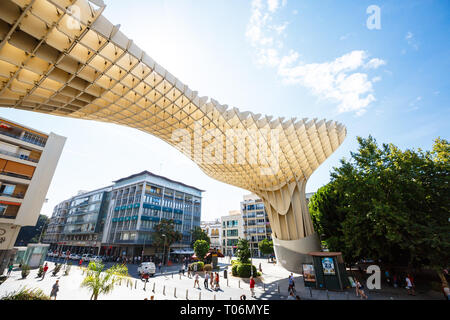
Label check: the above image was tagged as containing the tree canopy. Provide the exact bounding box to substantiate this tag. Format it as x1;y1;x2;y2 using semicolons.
309;136;449;274
193;240;210;261
190;226;210;246
151;219;182;255
258;239;274;256
236;238;251;264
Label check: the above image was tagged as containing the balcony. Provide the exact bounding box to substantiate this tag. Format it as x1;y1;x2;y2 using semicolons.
0;130;46;148
0;148;39;164
0;191;25;199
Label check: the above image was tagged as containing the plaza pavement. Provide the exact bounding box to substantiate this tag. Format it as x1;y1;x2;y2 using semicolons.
0;257;443;300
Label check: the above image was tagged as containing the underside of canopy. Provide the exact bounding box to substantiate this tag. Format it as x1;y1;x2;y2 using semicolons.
0;0;347;264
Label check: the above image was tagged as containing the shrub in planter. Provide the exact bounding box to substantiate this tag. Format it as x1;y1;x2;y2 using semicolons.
64;263;72;276
230;259;238;265
52;264;62;276
236;263;257;278
37;266;44;278
189;261;204;271
232;263;239;276
204;264;212;272
21;265;30;279
1;287;51;300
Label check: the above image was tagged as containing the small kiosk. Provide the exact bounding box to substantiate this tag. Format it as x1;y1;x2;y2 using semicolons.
302;252;350;291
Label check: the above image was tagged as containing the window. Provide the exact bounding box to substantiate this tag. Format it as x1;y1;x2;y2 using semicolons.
0;184;15;195
0;204;7;215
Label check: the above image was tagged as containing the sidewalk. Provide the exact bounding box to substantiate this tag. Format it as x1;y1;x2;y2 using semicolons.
0;258;443;300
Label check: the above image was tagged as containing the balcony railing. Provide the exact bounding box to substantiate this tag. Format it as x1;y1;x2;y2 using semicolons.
0;171;32;180
0;192;25;199
0;149;39;163
0;214;16;220
0;130;46;147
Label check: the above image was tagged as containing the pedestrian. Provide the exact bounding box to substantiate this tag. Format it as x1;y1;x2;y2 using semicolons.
240;294;246;300
78;259;83;267
405;275;415;296
250;276;256;298
204;272;210;289
158;261;162;273
295;295;301;300
288;273;295;294
194;272;200;288
50;280;59;300
356;280;368;299
442;284;450;300
393;273;398;288
6;263;13;276
210;270;214;288
42;263;49;279
215;272;220;291
287;291;296;300
385;270;391;286
181;264;185;276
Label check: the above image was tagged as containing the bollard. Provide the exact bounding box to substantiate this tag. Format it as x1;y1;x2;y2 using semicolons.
326;289;329;300
238;280;240;288
227;278;229;287
199;292;201;300
135;280;137;289
309;287;312;298
180;274;181;280
152;282;155;293
214;294;216;300
277;284;280;293
172;273;173;279
163;285;166;295
174;287;177;298
263;283;265;291
186;289;188;300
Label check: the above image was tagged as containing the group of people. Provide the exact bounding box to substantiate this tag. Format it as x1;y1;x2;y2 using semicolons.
193;271;221;291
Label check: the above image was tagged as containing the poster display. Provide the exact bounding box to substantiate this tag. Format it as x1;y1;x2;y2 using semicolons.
321;257;336;275
302;264;316;283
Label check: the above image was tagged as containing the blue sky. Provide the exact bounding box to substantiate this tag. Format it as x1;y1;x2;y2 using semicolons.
2;0;449;220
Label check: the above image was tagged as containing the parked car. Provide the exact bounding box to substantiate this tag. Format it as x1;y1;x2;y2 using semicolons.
137;262;156;278
69;253;80;260
82;254;91;262
90;255;102;263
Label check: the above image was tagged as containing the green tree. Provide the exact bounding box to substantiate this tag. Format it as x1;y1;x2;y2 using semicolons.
80;261;128;300
190;226;210;245
152;219;182;264
258;239;274;261
310;136;450;285
193;240;210;262
236;238;251;264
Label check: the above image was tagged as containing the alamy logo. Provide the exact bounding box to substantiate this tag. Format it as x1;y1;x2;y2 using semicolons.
366;265;381;289
366;5;381;30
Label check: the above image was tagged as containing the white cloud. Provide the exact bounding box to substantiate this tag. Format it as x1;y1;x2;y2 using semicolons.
365;58;386;69
405;31;419;50
245;0;385;115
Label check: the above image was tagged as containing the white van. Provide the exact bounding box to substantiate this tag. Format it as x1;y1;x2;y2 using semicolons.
137;262;156;278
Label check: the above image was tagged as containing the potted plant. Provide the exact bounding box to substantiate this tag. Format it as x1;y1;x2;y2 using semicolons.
37;266;44;278
52;264;62;276
21;265;30;279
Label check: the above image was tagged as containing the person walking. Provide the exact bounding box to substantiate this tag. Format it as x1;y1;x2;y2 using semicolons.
158;261;162;273
210;270;214;288
356;280;368;299
288;273;295;294
287;291;296;300
405;274;415;296
193;272;200;288
6;263;13;276
42;263;49;279
50;280;59;300
204;272;210;289
250;276;256;298
215;272;220;291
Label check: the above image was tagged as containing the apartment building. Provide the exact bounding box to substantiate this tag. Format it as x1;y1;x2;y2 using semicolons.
43;199;70;245
241;194;272;258
102;171;203;259
220;210;244;256
0;117;66;273
201;220;221;250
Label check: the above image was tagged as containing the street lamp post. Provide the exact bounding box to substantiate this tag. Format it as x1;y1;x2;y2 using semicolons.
162;234;166;274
